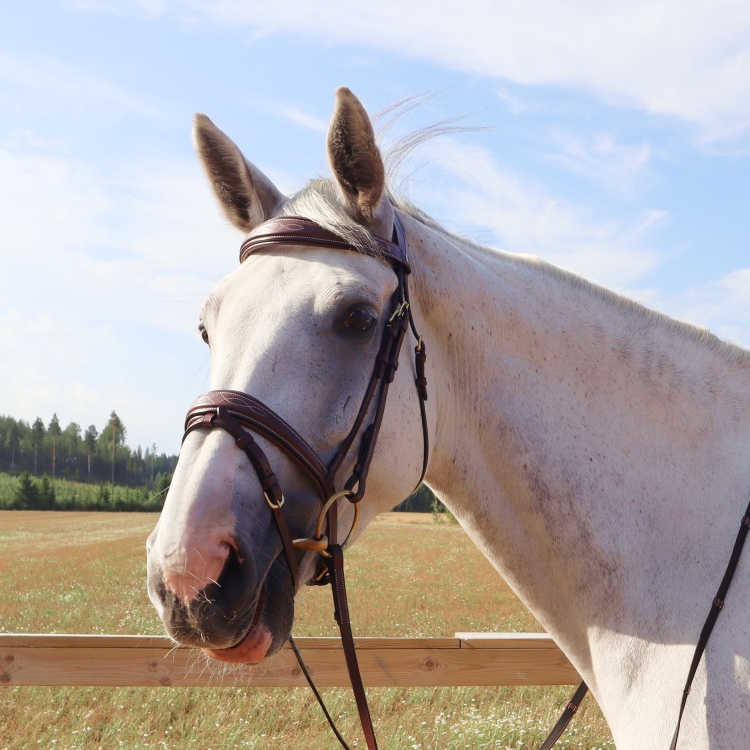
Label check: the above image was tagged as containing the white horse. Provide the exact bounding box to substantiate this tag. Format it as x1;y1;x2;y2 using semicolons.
146;88;750;749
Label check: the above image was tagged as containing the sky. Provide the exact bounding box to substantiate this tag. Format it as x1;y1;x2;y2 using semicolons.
2;0;750;455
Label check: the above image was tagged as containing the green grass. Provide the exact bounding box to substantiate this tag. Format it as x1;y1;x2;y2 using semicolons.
0;512;614;749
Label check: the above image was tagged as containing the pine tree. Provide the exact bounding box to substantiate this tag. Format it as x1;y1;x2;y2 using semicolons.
104;411;126;485
84;425;98;480
63;422;81;480
31;418;45;475
14;471;40;509
48;414;61;477
39;474;56;510
9;422;19;468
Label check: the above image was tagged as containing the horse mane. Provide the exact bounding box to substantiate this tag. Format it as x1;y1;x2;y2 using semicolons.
399;199;750;368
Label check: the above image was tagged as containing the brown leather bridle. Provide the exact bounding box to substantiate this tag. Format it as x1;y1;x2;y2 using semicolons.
177;212;750;750
181;214;428;750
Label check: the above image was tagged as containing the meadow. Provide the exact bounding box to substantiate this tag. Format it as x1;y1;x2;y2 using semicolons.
0;512;614;749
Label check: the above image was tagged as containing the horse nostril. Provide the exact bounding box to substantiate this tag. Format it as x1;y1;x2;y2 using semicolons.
158;537;233;606
214;544;249;605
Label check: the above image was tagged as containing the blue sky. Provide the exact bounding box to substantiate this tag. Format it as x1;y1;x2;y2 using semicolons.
2;0;750;455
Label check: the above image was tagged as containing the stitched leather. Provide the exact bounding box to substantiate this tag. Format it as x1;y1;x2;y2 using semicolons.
185;390;334;503
239;216;411;272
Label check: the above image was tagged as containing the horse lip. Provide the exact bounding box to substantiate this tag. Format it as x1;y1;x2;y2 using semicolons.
202;585;270;663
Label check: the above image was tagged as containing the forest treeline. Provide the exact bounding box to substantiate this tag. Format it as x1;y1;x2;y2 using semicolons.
0;410;445;514
0;411;176;487
0;471;170;512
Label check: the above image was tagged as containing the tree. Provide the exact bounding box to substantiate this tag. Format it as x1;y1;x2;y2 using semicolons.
14;471;40;509
0;409;177;489
48;414;61;477
39;474;56;509
9;421;19;468
84;425;98;480
63;422;81;479
103;411;126;485
31;418;45;475
147;443;157;483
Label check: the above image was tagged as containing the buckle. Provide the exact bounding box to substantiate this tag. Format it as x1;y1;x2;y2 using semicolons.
263;489;285;510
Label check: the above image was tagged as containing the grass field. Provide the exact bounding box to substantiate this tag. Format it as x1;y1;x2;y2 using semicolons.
0;511;614;749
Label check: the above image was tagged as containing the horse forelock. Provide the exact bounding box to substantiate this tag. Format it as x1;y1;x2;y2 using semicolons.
282;179;377;252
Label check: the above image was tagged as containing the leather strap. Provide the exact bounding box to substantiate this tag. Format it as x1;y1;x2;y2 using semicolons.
185;390;334;504
538;682;589;750
669;496;750;750
328;544;379;749
240;216;411;272
183;402;301;590
289;636;354;749
341;288;411;500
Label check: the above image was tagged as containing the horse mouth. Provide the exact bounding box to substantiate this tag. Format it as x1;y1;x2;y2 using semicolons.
202;586;271;664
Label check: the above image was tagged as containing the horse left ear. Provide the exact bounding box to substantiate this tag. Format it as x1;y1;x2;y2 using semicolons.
327;88;392;236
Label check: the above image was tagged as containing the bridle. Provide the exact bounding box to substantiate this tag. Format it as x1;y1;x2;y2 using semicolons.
181;213;428;750
177;213;750;750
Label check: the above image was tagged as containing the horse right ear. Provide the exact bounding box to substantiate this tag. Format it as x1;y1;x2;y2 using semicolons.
193;114;283;231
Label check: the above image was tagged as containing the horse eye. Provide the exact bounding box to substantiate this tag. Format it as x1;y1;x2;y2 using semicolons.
342;306;377;333
198;323;209;345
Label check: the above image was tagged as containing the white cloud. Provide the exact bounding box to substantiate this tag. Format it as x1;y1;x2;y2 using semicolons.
275;104;328;134
65;0;168;20
0;308;119;430
665;268;750;348
0;53;153;117
496;87;531;115
0;148;239;452
547;133;652;196
0;150;109;252
415;141;665;289
83;0;750;140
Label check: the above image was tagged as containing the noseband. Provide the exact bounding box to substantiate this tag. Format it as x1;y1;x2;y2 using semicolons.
181;214;429;750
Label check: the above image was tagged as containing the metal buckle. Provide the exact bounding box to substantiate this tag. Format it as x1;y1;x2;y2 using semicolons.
293;489;360;556
388;300;409;323
264;489;285;510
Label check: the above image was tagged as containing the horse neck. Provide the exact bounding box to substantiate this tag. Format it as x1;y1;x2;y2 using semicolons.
406;212;750;683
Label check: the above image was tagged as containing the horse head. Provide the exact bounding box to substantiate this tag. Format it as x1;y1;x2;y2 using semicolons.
146;88;431;663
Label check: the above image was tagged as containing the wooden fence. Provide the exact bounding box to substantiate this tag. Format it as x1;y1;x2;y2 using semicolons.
0;633;579;688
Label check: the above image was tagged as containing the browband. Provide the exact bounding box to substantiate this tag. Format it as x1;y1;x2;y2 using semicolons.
239;216;411;272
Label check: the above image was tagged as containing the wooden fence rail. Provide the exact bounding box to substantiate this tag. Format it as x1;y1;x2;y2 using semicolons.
0;633;579;688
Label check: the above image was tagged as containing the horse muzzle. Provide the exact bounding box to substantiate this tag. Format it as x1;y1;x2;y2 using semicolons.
146;521;295;663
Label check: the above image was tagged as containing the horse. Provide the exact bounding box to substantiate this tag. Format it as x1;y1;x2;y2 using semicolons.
146;87;750;749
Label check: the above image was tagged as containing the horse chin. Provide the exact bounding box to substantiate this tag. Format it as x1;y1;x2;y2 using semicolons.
201;563;294;664
202;624;273;663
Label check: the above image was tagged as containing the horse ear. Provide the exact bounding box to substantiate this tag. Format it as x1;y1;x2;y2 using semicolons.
327;88;391;234
193;114;283;231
